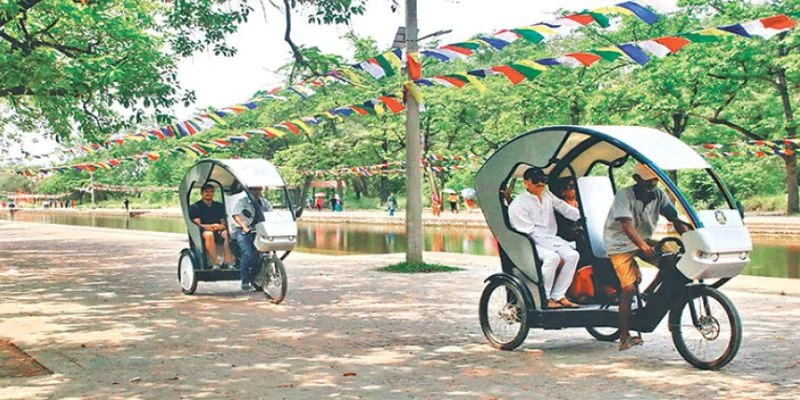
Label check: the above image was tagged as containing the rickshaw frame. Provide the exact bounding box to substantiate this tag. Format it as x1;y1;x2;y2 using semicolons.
476;126;750;369
177;159;298;299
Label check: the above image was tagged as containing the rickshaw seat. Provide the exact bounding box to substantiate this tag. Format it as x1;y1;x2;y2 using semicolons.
577;176;615;258
576;176;622;299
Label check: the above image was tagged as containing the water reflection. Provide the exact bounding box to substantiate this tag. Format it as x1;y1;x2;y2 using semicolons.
1;210;796;279
295;223;498;256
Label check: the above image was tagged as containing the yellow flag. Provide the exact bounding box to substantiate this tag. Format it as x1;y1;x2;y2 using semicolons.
405;82;424;103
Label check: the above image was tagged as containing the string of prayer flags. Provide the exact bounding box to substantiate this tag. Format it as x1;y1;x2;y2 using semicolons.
351;2;658;80
413;14;797;90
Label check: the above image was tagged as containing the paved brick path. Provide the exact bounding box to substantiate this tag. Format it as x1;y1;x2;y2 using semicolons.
1;220;799;399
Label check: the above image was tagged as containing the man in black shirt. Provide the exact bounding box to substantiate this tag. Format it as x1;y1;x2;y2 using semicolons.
189;183;233;268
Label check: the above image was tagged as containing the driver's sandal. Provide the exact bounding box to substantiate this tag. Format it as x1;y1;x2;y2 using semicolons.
619;336;643;351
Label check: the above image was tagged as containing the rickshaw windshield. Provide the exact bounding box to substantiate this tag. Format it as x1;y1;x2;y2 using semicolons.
672;169;733;211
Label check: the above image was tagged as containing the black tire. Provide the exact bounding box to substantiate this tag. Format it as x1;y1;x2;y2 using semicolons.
479;279;529;350
670;286;742;370
178;249;198;295
586;326;621;342
250;255;287;304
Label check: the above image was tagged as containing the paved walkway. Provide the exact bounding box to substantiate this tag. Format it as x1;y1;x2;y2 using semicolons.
1;220;799;399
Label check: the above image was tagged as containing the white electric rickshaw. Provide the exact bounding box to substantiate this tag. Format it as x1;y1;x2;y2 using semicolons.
177;159;300;303
477;126;752;369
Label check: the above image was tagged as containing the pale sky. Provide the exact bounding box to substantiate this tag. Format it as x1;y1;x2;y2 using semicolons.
5;0;678;165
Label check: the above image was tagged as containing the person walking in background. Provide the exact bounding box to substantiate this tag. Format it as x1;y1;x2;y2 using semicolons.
431;192;442;217
334;194;343;212
448;192;459;214
123;198;130;211
387;192;397;216
314;195;324;211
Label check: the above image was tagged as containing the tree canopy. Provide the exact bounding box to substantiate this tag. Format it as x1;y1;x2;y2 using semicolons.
4;0;800;213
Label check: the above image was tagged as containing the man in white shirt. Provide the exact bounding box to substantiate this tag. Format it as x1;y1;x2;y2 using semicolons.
508;167;581;309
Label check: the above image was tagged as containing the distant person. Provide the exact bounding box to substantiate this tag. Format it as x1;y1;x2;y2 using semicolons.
306;196;313;209
448;192;459;213
333;194;342;212
431;192;442;217
123;198;130;211
387;192;397;216
603;163;690;351
232;186;273;291
189;184;234;269
314;196;324;212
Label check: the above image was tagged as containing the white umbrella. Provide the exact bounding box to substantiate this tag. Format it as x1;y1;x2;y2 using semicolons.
314;192;326;197
461;188;477;199
441;188;456;194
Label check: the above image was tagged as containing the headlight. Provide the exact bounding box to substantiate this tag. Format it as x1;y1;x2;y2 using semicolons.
698;251;720;262
288;236;295;241
739;251;748;260
267;236;274;241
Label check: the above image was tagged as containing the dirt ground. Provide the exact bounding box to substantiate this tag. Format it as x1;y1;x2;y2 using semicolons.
1;220;799;399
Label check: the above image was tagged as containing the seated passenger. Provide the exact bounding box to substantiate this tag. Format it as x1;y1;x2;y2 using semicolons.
554;177;581;242
508;167;581;309
231;186;273;291
189;183;234;269
553;177;594;303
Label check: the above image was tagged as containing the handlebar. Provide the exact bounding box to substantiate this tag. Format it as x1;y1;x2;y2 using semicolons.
654;237;685;257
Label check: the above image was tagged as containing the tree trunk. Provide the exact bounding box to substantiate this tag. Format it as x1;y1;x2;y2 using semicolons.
776;65;799;214
405;0;424;263
570;97;581;125
666;113;688;184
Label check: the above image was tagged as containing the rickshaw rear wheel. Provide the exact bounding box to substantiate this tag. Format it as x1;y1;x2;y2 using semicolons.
479;279;529;350
670;286;741;370
586;326;621;342
250;255;287;304
178;249;198;295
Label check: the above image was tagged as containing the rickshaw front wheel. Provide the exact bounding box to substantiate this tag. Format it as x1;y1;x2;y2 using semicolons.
479;279;529;350
586;326;621;342
670;286;742;370
178;249;198;295
250;255;287;304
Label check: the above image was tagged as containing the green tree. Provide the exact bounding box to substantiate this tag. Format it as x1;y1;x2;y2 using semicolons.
0;0;256;142
677;0;800;213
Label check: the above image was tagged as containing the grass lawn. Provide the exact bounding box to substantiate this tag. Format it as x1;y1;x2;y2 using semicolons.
377;262;463;273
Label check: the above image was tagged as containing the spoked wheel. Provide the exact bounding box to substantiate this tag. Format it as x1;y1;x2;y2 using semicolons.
479;279;529;350
586;326;621;342
250;255;287;304
670;286;742;370
178;249;198;295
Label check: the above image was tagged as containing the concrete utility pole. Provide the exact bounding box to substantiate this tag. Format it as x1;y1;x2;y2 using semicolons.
89;171;95;208
404;0;423;264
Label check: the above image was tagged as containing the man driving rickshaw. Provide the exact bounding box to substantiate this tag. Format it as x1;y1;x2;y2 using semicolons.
604;163;690;350
231;186;273;291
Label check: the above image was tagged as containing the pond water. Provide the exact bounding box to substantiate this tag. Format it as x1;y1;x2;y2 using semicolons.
2;210;797;279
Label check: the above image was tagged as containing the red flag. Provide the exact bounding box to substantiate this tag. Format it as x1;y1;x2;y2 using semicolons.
408;52;422;80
